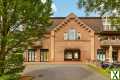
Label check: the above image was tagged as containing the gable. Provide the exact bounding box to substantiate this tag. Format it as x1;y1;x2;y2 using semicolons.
53;13;94;42
52;13;94;33
50;13;103;32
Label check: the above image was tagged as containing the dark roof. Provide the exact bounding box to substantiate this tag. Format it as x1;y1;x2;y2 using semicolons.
51;17;102;19
50;17;103;32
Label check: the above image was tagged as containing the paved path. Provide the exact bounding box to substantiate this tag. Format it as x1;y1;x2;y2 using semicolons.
23;64;108;80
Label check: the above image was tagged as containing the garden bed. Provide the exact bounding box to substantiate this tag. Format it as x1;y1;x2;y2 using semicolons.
20;76;33;80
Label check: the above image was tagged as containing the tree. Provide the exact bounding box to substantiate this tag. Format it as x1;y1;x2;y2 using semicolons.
78;0;120;16
0;0;52;79
78;0;120;30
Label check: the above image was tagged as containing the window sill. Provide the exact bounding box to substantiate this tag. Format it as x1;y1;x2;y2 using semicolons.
64;40;90;41
64;40;80;41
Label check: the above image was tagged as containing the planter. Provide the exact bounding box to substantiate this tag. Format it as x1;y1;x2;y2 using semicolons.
20;76;33;80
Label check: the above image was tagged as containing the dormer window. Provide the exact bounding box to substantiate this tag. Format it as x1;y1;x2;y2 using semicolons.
64;28;81;40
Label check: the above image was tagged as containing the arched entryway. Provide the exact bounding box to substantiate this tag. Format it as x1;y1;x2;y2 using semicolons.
64;48;80;61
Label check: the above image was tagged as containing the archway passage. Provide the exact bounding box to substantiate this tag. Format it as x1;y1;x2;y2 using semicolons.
64;48;80;61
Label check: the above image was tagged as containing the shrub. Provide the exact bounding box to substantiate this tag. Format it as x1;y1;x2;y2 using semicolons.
0;53;24;80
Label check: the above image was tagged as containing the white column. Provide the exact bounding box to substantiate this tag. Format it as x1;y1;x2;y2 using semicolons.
118;49;120;62
109;45;113;63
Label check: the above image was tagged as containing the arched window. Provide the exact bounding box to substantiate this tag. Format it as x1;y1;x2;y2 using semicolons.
68;28;76;40
64;28;81;40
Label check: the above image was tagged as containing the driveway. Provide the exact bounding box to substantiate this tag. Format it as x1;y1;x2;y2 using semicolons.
23;64;107;80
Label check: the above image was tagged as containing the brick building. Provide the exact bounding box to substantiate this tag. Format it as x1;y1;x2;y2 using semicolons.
24;13;120;63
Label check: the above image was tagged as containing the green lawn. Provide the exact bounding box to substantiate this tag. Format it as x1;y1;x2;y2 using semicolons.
88;64;109;76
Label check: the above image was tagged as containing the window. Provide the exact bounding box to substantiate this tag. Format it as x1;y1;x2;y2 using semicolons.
112;49;118;61
97;49;105;62
102;17;119;31
68;28;76;40
40;49;48;62
111;36;116;40
112;26;117;31
64;28;81;40
64;32;68;40
64;49;80;61
103;36;108;40
117;36;120;40
102;18;111;31
65;52;72;60
28;49;35;62
77;32;80;40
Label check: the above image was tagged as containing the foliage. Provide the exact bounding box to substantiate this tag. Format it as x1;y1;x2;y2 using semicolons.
0;53;24;80
78;0;120;30
0;0;52;79
0;73;20;80
78;0;120;16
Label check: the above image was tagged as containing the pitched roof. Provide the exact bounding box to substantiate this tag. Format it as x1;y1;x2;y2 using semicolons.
50;13;103;32
80;18;103;32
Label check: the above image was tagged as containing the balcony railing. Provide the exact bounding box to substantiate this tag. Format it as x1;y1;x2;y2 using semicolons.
103;25;120;31
101;40;120;46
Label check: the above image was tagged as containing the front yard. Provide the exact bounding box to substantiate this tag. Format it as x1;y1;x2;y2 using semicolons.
88;64;120;80
22;64;107;80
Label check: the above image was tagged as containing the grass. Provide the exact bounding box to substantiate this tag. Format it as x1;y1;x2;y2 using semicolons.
87;64;109;77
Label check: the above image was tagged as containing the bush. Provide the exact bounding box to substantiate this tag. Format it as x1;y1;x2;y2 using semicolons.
0;53;25;80
0;74;20;80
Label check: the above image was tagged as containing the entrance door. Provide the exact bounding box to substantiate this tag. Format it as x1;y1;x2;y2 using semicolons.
112;50;118;62
64;49;80;61
73;51;80;61
40;49;48;62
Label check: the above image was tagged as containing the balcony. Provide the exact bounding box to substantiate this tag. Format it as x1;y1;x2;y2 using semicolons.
101;40;120;46
103;25;119;31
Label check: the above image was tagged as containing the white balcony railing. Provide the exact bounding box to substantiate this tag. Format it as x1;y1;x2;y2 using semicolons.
103;25;119;31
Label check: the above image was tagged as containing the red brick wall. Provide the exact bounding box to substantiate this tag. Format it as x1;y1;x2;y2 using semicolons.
54;19;92;62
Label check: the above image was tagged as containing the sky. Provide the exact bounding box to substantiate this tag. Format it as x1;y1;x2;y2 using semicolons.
52;0;99;17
